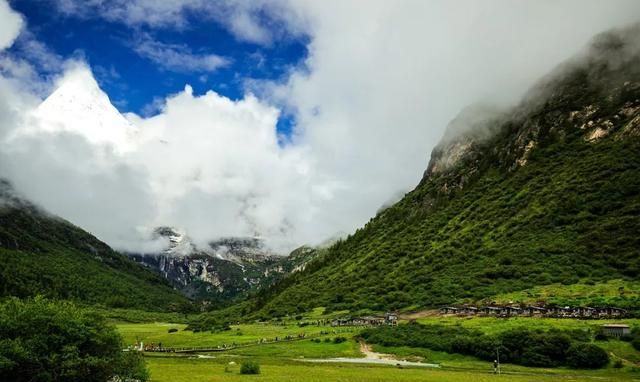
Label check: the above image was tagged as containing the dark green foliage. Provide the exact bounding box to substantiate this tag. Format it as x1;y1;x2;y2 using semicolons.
360;322;607;369
630;327;640;351
0;297;149;382
566;343;609;369
240;360;260;374
614;360;624;368
186;315;232;332
168;328;179;333
332;336;347;344
0;183;190;311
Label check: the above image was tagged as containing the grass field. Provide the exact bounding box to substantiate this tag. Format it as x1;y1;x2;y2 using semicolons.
116;316;640;382
144;355;640;382
117;321;358;349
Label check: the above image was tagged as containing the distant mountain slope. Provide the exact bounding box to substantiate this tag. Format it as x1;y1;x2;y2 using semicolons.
127;228;318;306
246;26;640;317
0;180;190;311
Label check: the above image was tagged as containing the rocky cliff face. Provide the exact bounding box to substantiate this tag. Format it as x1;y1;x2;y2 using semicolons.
126;228;317;305
423;25;640;197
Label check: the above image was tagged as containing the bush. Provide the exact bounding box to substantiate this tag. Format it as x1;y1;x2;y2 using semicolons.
240;361;261;375
333;336;347;344
0;297;149;382
566;343;609;369
168;328;178;333
594;332;608;341
614;360;624;368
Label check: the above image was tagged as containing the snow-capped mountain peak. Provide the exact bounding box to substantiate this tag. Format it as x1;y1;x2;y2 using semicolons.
33;65;137;152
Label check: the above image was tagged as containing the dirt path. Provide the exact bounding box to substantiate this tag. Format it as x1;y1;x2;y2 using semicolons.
359;341;394;360
296;341;439;368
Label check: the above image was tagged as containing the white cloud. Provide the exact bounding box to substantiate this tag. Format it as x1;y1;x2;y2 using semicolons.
2;0;640;255
132;34;230;73
51;0;292;45
0;59;322;252
0;0;23;50
249;0;640;237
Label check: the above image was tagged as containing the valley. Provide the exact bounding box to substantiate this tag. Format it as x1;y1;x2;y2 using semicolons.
113;313;640;381
0;5;639;382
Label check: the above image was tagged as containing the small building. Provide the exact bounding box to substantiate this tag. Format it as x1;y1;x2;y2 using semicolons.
460;306;479;315
601;324;630;338
610;308;627;317
330;318;350;326
440;306;460;315
525;306;547;316
557;306;573;317
360;316;386;325
384;312;398;326
480;306;504;316
596;307;628;318
576;307;597;318
506;306;523;316
330;316;385;327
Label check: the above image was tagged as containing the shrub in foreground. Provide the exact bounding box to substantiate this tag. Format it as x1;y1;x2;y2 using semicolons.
240;361;261;374
0;297;149;382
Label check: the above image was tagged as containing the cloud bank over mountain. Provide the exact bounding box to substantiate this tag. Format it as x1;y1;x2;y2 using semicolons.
1;0;640;253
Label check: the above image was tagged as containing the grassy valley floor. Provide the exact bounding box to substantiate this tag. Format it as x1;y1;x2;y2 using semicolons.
116;316;640;382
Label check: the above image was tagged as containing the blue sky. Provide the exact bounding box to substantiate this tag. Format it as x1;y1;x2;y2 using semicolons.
7;0;307;136
2;0;639;252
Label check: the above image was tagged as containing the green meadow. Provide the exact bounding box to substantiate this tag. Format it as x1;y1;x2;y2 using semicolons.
117;321;358;349
144;355;638;382
116;315;640;382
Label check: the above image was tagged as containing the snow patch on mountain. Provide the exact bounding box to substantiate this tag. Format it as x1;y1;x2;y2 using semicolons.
32;65;137;152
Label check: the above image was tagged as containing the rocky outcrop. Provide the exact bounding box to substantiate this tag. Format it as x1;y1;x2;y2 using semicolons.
126;228;317;304
420;24;640;198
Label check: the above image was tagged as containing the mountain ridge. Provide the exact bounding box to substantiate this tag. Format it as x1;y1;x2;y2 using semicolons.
126;227;318;305
222;25;640;319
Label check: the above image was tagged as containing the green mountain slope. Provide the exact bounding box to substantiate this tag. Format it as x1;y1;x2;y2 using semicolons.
0;181;191;311
246;26;640;317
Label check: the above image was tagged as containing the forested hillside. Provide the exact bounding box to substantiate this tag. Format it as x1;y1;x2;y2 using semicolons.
240;26;640;318
0;180;191;311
